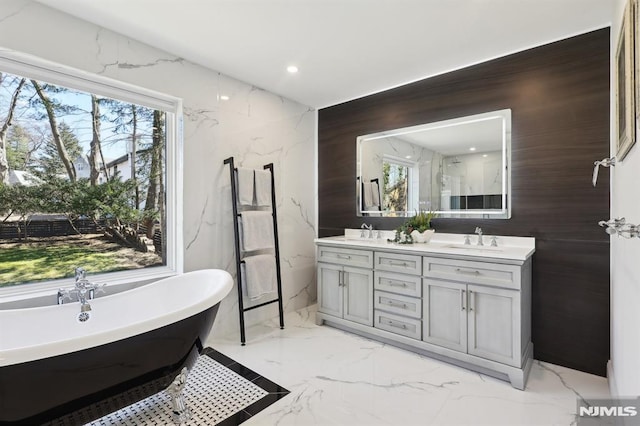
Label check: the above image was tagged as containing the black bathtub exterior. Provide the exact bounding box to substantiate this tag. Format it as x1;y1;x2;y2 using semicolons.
0;303;220;425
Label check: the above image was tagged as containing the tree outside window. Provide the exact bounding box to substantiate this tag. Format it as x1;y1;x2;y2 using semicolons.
382;160;409;214
0;71;166;286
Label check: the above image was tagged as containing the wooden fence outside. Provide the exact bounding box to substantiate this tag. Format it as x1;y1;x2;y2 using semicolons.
0;219;163;258
0;219;105;240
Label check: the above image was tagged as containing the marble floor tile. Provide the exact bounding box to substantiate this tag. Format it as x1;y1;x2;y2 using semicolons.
208;306;610;425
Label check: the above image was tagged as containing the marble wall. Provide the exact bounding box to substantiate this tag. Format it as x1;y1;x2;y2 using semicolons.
0;0;317;338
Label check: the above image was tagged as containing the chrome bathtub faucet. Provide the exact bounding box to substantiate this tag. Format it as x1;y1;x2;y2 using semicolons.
57;268;106;313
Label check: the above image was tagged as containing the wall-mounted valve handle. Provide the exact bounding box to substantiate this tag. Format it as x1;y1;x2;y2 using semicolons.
598;217;640;238
592;157;616;187
599;218;624;235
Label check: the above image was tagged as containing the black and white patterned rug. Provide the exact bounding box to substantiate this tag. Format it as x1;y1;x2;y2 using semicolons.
89;348;288;425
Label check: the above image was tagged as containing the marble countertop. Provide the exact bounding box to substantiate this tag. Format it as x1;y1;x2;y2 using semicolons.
315;230;535;262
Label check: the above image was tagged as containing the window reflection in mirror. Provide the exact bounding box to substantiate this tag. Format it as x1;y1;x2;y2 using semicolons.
357;109;511;219
382;157;412;215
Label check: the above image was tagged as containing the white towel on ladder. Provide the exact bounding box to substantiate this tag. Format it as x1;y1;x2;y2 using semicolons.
255;170;271;206
254;169;272;207
240;211;274;251
242;254;277;300
237;168;255;206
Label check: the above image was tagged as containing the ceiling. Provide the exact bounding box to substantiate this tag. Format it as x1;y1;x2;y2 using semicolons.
36;0;613;109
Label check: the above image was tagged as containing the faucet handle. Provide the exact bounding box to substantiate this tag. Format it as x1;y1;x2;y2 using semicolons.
475;227;482;235
464;235;471;245
490;236;498;247
57;288;71;304
93;283;107;294
86;283;106;300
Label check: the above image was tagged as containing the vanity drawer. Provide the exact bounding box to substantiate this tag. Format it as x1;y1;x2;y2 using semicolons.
374;252;421;275
423;256;521;290
375;271;422;297
317;246;373;268
374;290;421;319
374;310;421;340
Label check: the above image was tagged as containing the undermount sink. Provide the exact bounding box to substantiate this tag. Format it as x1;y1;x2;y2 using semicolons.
442;243;504;252
340;236;373;242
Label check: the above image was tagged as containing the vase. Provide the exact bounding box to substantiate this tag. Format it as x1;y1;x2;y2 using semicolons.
410;229;435;243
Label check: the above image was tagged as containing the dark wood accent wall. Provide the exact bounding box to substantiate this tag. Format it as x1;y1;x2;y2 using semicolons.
318;29;610;376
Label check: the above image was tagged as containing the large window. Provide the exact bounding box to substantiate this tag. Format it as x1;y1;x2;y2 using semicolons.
0;51;182;291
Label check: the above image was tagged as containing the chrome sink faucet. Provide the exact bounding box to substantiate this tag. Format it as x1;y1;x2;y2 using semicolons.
475;227;484;246
361;223;374;238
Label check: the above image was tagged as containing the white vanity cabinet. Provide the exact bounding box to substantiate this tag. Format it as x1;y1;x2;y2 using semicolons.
423;256;527;367
373;252;423;340
317;246;374;326
315;235;534;390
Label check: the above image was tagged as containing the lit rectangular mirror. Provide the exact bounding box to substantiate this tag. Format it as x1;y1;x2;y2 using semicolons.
357;109;511;218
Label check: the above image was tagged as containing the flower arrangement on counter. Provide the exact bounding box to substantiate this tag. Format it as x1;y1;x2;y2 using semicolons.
389;210;437;244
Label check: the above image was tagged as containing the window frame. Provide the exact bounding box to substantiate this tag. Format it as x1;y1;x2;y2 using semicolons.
0;49;184;300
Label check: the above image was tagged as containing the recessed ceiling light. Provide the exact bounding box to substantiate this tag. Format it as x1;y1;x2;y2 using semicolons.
405;155;412;159
220;95;230;101
287;65;299;74
469;147;476;151
482;154;488;158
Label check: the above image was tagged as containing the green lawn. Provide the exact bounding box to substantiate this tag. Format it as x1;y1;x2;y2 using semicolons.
0;235;161;287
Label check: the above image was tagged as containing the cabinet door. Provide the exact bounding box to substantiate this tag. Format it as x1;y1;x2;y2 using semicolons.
317;263;343;318
343;266;373;326
467;284;520;367
423;279;467;353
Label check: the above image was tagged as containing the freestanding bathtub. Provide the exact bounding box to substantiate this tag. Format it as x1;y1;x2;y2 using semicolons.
0;269;233;425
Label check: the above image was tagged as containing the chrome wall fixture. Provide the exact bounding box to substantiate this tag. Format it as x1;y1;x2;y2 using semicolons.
593;156;639;239
598;218;640;239
592;156;616;187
